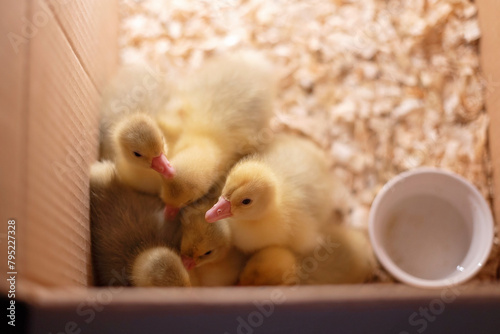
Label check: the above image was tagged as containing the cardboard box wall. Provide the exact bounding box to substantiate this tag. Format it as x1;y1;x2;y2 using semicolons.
0;0;499;333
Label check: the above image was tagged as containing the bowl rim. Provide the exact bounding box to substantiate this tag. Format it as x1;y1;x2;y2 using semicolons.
368;167;495;289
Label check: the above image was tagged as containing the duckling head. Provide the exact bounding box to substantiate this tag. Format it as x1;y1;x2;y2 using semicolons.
180;205;231;270
205;161;277;223
114;113;175;178
131;247;191;287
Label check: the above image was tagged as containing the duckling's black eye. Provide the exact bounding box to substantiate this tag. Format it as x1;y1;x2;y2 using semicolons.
133;152;142;157
204;250;212;256
241;198;252;205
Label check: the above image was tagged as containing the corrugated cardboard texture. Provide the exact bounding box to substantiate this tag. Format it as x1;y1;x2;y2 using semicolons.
48;0;118;91
0;0;29;292
478;0;500;224
0;0;118;290
26;0;98;287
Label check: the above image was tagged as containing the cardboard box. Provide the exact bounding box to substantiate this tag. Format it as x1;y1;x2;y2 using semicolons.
1;0;499;333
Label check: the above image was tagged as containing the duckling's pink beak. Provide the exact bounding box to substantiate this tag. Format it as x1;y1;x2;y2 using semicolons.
151;153;175;179
164;204;180;221
205;196;232;223
181;255;196;271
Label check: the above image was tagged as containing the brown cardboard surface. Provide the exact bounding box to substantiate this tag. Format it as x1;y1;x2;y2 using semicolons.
0;0;118;292
0;0;29;292
23;284;500;334
23;0;100;287
478;0;500;223
47;0;119;92
22;283;500;306
0;0;119;289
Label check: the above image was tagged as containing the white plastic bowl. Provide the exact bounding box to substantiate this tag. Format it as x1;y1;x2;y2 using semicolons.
369;168;494;288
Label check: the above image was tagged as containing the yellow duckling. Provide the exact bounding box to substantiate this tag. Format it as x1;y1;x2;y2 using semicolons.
100;65;176;195
294;225;375;285
159;51;275;219
206;134;332;255
179;197;247;286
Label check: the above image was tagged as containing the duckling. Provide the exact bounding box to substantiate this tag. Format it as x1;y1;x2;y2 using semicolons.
296;224;375;285
159;51;275;218
100;65;176;195
239;246;297;286
179;197;247;286
90;161;187;287
131;247;190;287
205;133;332;255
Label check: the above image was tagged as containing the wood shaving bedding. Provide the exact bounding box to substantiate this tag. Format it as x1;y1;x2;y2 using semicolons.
118;0;498;282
